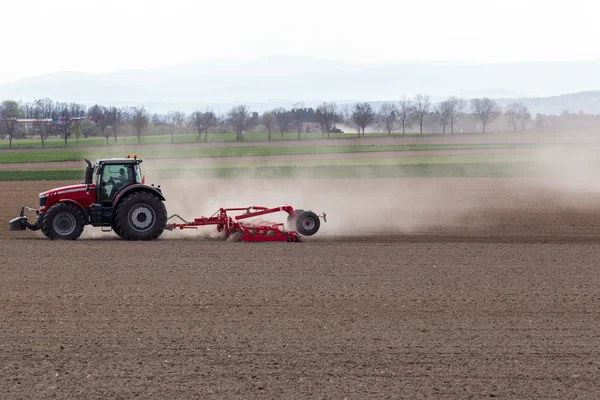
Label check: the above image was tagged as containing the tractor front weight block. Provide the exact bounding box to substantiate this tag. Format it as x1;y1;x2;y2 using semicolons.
8;206;42;232
8;216;28;231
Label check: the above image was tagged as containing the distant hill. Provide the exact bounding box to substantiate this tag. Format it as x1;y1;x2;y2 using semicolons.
0;55;599;114
455;89;526;99
492;91;600;115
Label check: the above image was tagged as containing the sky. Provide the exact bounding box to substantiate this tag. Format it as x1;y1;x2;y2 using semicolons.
0;0;598;84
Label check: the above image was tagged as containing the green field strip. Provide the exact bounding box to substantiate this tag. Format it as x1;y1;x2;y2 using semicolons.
0;161;592;181
0;143;544;164
0;131;512;149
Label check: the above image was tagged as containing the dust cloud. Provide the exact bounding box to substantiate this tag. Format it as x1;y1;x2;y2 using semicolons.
140;140;600;240
75;134;600;240
144;171;501;239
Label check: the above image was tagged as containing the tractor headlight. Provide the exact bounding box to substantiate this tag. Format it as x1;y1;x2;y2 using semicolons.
39;193;48;208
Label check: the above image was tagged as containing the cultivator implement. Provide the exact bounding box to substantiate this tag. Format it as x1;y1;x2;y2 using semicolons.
165;205;326;242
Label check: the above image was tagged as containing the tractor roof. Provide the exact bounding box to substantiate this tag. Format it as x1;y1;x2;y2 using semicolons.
96;158;143;165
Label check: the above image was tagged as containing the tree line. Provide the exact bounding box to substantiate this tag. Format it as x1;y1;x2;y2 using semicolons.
0;95;593;148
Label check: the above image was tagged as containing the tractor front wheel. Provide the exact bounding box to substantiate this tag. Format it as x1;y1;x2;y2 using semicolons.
114;191;167;241
42;203;84;240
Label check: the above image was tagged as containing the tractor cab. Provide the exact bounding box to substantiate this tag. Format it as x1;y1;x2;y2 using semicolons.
93;156;144;204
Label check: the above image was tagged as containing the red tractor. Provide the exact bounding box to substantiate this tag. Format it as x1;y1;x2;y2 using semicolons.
9;155;167;241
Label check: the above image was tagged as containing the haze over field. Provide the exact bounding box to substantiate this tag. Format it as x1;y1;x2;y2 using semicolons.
1;56;600;114
0;0;599;114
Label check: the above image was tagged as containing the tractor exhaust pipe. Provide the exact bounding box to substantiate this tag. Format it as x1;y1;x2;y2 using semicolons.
84;159;93;185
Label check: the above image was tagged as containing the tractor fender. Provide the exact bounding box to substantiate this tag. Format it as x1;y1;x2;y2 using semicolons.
113;184;166;208
54;199;89;219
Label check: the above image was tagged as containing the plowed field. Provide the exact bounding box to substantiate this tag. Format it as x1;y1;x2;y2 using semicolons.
2;178;600;399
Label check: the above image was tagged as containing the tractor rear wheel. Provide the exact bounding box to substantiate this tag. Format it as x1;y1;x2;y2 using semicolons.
42;203;84;240
114;191;167;241
296;210;320;236
111;220;123;238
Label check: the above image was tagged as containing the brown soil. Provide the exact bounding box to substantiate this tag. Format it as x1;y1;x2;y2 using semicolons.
2;178;600;398
0;147;539;171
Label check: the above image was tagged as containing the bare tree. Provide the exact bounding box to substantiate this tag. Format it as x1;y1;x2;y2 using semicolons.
397;96;415;135
351;102;376;136
189;111;206;141
166;111;186;143
28;98;57;148
291;102;305;140
227;105;251;142
315;102;339;138
378;102;397;136
522;110;532;131
273;107;291;138
72;120;82;146
436;97;465;134
52;102;87;146
106;106;126;143
504;101;529;132
447;96;466;134
52;102;72;146
190;109;218;142
504;102;521;132
472;98;502;133
131;106;149;144
79;119;100;140
216;112;227;130
205;110;219;141
436;100;452;134
88;105;111;144
150;113;167;137
262;111;276;140
413;93;431;135
151;113;164;126
0;100;24;148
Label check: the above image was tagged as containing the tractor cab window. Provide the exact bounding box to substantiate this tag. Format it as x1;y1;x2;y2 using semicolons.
99;164;136;202
134;164;143;184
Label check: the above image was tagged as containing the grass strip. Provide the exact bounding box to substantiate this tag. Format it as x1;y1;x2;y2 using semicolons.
0;131;533;149
0;143;544;164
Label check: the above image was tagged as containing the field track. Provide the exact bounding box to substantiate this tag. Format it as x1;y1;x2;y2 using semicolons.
2;178;600;398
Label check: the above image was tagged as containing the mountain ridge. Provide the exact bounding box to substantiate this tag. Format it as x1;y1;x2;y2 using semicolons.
1;55;599;114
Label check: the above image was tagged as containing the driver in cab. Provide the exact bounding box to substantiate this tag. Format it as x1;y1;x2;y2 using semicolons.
101;167;133;202
109;168;128;186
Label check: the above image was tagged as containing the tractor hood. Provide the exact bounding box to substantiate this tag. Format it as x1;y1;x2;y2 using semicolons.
39;184;92;198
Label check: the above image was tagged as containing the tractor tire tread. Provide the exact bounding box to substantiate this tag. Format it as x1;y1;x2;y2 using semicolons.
42;203;84;240
114;191;167;241
296;210;320;236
